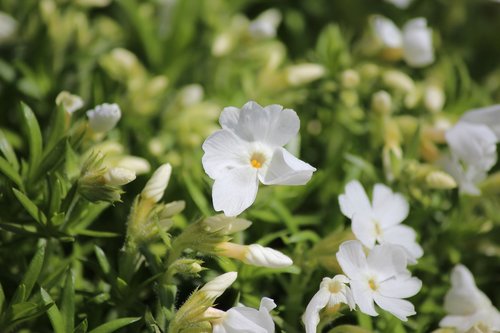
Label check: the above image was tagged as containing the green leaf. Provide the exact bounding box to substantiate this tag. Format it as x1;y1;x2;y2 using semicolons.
74;318;88;333
328;325;373;333
45;105;67;154
0;129;19;170
12;241;46;303
19;102;43;179
0;156;23;187
0;282;5;314
11;301;51;321
183;173;211;216
94;246;113;276
34;137;67;181
87;317;141;333
12;188;48;225
75;229;121;238
41;288;66;333
61;270;75;333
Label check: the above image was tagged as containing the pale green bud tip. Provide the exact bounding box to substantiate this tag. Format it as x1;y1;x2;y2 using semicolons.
204;215;252;235
341;69;360;88
426;171;457;189
86;103;121;132
383;70;415;93
200;272;237;298
55;91;84;114
424;85;445;113
141;163;172;203
160;201;186;219
286;64;326;86
104;167;136;186
372;90;392;114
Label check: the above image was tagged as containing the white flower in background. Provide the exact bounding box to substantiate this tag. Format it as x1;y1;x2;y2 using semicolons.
199;272;238;299
141;163;172;203
384;0;413;9
248;8;282;39
402;18;435;67
338;180;423;263
440;265;500;332
86;103;122;132
460;104;500;140
444;120;498;195
211;297;276;333
55;91;84;114
216;242;293;268
202;101;316;216
336;240;422;321
0;11;17;44
372;16;434;68
302;275;355;333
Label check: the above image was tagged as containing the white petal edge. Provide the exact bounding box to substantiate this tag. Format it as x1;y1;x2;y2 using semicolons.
261;147;316;185
338;180;372;219
302;288;330;333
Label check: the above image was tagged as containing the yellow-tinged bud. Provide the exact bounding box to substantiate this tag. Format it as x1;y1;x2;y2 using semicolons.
216;242;293;268
141;163;172;203
104;167;136;186
203;215;252;235
424;85;445;113
383;70;415;94
371;90;392;114
200;272;237;299
286;64;326;86
341;69;360;88
55;91;84;114
425;171;457;189
111;156;151;175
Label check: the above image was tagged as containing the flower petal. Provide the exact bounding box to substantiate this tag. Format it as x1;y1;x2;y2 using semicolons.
367;243;408;280
381;225;423;263
373;294;416;321
372;15;403;48
202;130;249;179
223;307;269;333
232;101;300;146
461;104;500;140
372;190;409;228
351;213;377;249
261;147;315;185
378;276;422;299
350;280;378;316
338;180;372;219
212;166;259;216
302;288;330;333
219;106;241;131
402;18;434;68
336;240;368;280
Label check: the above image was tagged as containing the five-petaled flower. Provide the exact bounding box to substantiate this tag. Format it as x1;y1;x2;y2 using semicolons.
336;240;422;321
339;180;423;263
202;101;316;216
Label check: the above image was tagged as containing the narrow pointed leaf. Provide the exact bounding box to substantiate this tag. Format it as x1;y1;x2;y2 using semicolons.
41;288;66;333
87;317;141;333
12;241;46;303
61;270;75;333
0;156;22;187
19;102;43;179
12;188;48;225
0;129;19;170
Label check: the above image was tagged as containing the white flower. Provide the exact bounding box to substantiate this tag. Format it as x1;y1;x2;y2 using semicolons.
202;101;316;216
402;18;434;68
443;122;497;195
0;11;17;44
336;240;422;321
200;272;238;299
141;163;172;203
338;180;423;263
440;265;500;333
384;0;413;9
460;104;500;140
212;297;276;333
55;91;84;114
216;242;293;268
86;103;122;132
372;16;434;68
248;9;282;39
302;275;355;333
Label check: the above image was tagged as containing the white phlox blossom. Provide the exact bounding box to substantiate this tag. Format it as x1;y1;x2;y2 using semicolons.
443;105;500;195
336;240;422;321
86;103;122;133
384;0;413;9
55;91;84;114
248;8;282;39
302;275;355;333
0;11;17;44
439;265;500;333
372;16;434;68
211;297;277;333
338;180;423;263
202;101;316;216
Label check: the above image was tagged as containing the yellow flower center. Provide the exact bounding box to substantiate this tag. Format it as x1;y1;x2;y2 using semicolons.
328;281;342;293
368;278;378;291
250;153;266;169
374;220;382;236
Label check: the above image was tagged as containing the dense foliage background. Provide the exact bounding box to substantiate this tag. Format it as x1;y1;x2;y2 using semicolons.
0;0;499;332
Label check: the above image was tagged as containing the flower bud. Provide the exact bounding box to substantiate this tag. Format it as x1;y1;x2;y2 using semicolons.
402;18;434;68
383;70;415;94
104;167;136;186
0;11;17;44
86;103;121;133
112;156;151;175
425;171;457;189
341;69;360;89
200;272;237;299
371;90;392;114
141;163;172;203
160;201;186;219
424;85;445;113
55;91;84;114
286;64;326;86
248;8;282;39
217;242;293;268
180;84;204;107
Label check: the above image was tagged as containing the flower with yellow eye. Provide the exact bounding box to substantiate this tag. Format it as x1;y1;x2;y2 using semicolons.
202;101;316;216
